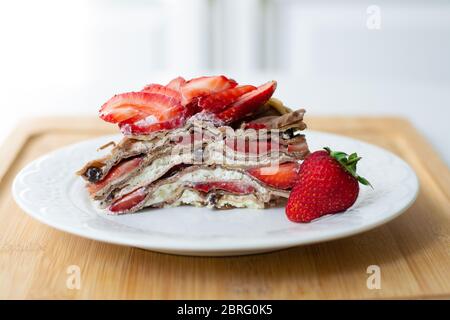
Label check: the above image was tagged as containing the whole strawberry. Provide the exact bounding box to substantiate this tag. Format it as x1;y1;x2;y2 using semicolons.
286;147;371;223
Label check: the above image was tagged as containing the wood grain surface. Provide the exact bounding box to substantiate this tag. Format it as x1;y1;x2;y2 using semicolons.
0;116;449;299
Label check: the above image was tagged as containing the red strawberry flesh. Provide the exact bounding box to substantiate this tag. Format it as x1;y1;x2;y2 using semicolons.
119;116;186;135
88;157;143;194
181;75;237;105
192;181;256;194
244;123;267;130
166;76;186;91
225;138;277;155
247;162;300;190
100;92;184;123
100;92;190;134
198;85;256;113
110;187;147;213
99;76;280;135
141;84;181;100
217;81;277;124
287;143;309;154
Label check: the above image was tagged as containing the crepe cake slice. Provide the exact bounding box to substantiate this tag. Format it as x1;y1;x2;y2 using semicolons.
78;110;309;213
77;76;310;214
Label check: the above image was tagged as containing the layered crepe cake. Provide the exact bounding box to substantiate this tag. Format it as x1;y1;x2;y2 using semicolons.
77;76;310;214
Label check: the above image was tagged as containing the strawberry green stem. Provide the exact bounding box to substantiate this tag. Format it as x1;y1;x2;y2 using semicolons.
324;147;372;187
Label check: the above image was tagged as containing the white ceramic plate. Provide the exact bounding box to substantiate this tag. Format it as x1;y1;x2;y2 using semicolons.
12;131;419;256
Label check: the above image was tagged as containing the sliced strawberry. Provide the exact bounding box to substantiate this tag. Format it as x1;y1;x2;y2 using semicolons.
198;85;256;113
225;138;276;155
287;143;308;154
100;103;143;123
118;96;197;135
110;187;147;213
116;113;148;126
192;181;256;194
166;76;186;91
88;157;143;194
247;161;300;190
100;92;186;130
217;81;277;123
181;75;237;105
243;123;267;130
141;84;181;100
119;116;186;135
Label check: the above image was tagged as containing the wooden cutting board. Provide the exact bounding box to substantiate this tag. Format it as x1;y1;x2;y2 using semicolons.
0;116;449;300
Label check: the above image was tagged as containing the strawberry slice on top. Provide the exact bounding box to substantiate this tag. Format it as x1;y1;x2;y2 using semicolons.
217;80;277;124
180;75;237;105
100;92;188;134
119;115;186;135
98;76;278;135
141;83;181;100
198;85;256;113
166;76;186;92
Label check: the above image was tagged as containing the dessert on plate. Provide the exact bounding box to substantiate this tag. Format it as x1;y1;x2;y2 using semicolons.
77;76;310;214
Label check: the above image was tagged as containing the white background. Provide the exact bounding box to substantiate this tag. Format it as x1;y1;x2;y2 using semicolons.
0;0;449;164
